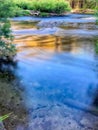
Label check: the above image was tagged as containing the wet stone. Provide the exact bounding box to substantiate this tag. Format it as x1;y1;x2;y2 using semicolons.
0;122;6;130
80;118;93;128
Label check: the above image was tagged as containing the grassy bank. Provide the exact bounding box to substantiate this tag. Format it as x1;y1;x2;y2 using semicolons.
15;0;71;13
0;0;71;17
1;0;98;17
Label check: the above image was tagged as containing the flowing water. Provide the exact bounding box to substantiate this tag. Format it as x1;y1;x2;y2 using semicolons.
0;14;98;130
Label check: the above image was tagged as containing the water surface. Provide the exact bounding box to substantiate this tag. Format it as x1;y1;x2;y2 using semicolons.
1;14;98;130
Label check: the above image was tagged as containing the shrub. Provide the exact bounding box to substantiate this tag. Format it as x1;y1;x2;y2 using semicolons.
0;0;17;61
95;6;98;25
84;0;97;9
39;12;49;17
14;0;71;14
22;10;31;16
0;0;71;17
14;0;32;10
0;0;31;17
0;20;16;60
13;7;30;17
95;40;98;54
31;0;71;14
11;6;23;17
0;0;16;18
0;41;16;60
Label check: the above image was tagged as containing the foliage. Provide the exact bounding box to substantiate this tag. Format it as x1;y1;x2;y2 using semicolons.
95;6;98;25
12;0;71;15
95;40;98;54
0;113;11;122
0;20;16;60
0;0;16;18
0;113;12;130
84;0;97;9
0;0;30;17
12;7;30;17
31;0;71;14
1;0;98;17
14;0;32;10
39;12;49;17
0;0;16;61
0;20;13;40
0;41;16;59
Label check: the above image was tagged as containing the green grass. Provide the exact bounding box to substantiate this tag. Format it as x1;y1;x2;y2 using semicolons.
0;113;12;122
95;7;98;25
95;40;98;54
0;0;71;17
12;0;71;16
39;12;49;17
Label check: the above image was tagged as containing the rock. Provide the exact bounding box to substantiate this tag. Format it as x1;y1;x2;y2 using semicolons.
0;122;6;130
80;118;93;128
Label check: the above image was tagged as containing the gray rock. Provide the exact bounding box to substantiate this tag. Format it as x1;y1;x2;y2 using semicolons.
0;122;6;130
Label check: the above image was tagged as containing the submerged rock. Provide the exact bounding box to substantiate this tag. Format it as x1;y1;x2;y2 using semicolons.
0;122;6;130
37;15;96;28
55;28;98;40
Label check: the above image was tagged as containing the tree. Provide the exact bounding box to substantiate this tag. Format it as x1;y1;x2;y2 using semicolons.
68;0;98;9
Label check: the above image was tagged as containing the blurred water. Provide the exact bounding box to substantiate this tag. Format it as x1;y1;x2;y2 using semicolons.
1;14;98;130
12;14;98;110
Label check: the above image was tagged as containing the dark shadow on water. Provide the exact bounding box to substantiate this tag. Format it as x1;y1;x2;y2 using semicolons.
0;60;28;130
93;90;98;107
0;59;17;81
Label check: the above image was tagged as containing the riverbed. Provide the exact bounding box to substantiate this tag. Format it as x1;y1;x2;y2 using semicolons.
0;14;98;130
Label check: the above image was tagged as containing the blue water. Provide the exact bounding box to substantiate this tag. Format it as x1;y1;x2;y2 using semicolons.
11;14;98;111
1;14;98;130
12;14;95;22
15;37;98;110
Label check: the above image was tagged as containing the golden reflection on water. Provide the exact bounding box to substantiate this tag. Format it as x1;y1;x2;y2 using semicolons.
14;34;85;59
14;35;61;49
11;21;38;30
14;35;62;60
12;20;95;59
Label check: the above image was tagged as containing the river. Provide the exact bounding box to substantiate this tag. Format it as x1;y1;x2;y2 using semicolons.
0;14;98;130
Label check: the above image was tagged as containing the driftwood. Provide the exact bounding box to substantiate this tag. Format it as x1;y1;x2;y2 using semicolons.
30;10;40;16
29;10;69;17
